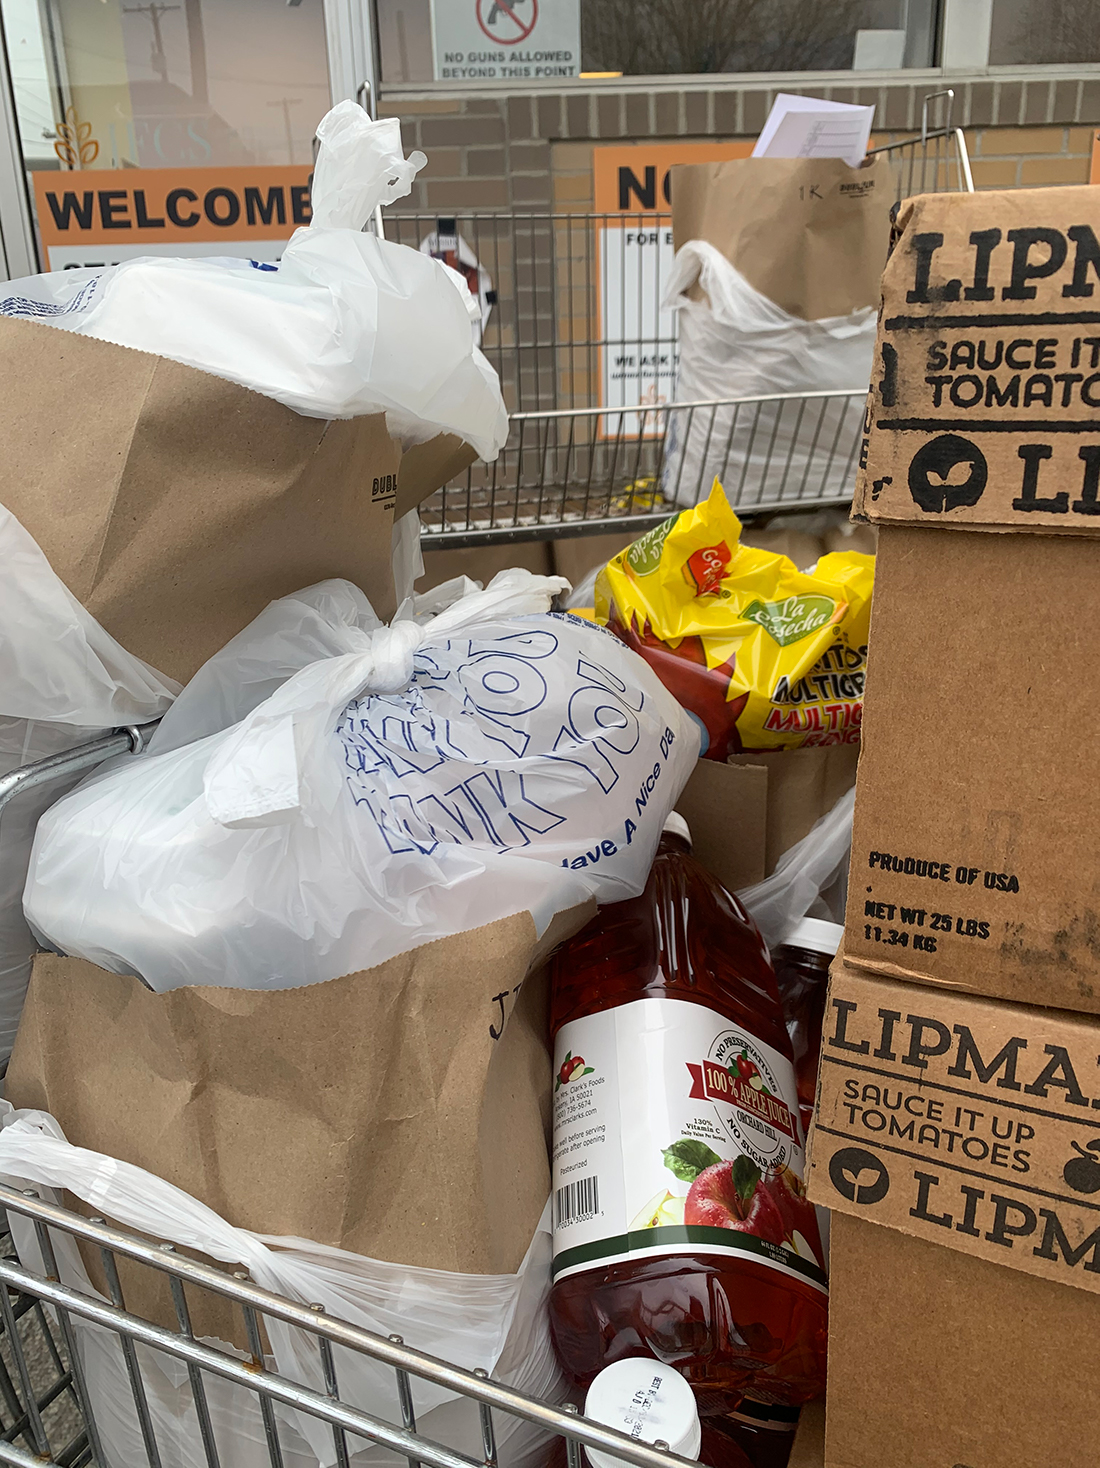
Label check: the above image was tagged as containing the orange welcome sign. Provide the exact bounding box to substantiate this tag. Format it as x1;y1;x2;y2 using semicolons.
593;141;754;213
33;165;313;249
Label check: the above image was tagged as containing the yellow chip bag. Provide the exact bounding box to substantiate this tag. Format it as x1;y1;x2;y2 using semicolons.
594;482;874;758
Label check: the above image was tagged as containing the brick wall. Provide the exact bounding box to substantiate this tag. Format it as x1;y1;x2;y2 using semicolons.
966;124;1094;187
381;69;1100;211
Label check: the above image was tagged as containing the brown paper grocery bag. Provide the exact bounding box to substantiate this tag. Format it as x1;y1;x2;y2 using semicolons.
674;746;859;896
8;904;590;1343
732;745;860;874
670;155;892;320
0;317;448;683
398;432;478;515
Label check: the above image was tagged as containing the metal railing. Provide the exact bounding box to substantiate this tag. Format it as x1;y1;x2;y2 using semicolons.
867;88;975;199
0;726;154;822
390;90;972;549
0;1184;700;1468
420;389;866;544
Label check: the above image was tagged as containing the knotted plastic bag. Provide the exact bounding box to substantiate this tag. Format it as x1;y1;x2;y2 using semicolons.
25;571;699;992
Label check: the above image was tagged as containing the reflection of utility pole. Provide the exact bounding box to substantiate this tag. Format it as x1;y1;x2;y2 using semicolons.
184;0;208;103
123;3;181;84
267;96;302;163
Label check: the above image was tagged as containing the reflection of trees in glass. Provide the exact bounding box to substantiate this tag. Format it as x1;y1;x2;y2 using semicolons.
1006;0;1100;64
582;0;867;75
749;0;869;71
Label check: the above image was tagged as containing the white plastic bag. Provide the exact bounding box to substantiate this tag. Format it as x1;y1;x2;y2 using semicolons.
0;1103;561;1468
25;571;699;992
419;226;495;343
737;786;855;952
0;507;177;1058
0;104;508;461
661;240;876;506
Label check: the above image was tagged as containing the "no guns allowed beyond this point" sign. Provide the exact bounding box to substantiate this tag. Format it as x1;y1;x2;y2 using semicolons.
430;0;580;81
33;166;312;270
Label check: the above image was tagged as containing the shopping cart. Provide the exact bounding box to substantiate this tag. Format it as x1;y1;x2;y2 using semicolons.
0;1182;703;1468
0;738;710;1468
0;86;974;1467
388;89;973;548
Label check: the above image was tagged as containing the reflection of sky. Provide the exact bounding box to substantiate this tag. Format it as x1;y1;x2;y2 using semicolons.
1;0;331;168
2;0;56;161
119;0;330;164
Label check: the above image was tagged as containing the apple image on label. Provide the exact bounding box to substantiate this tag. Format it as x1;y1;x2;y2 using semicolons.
1063;1138;1100;1194
629;1190;687;1230
684;1161;787;1245
683;1160;825;1265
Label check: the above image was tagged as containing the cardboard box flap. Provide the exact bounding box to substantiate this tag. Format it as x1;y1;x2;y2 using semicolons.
808;956;1100;1298
855;187;1100;536
675;759;769;893
674;747;860;896
788;1399;824;1468
732;745;859;875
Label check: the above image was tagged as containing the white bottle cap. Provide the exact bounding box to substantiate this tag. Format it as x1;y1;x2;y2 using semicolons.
780;917;844;957
583;1359;701;1468
662;811;692;846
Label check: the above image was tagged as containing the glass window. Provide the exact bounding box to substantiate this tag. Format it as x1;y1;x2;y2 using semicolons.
582;0;939;75
377;0;941;83
0;0;333;270
989;0;1100;65
3;0;332;171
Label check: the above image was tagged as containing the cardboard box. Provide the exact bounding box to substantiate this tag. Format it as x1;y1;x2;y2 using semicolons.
827;1214;1100;1468
808;957;1100;1467
846;186;1100;1013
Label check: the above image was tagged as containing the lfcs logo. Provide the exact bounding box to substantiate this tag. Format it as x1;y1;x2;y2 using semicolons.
828;1146;891;1204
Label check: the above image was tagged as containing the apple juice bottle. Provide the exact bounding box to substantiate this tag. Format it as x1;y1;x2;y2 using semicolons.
548;813;827;1410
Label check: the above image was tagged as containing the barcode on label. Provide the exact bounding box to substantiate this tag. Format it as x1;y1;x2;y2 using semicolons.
555;1176;600;1228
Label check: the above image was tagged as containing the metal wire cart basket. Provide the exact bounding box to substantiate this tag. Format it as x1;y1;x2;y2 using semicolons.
0;1181;706;1468
386;91;972;548
0;94;974;1468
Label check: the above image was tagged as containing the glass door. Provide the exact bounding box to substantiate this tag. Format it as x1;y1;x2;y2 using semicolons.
0;0;378;275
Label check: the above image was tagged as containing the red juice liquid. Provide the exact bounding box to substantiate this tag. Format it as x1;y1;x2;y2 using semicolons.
772;922;841;1137
545;1420;756;1468
547;823;827;1410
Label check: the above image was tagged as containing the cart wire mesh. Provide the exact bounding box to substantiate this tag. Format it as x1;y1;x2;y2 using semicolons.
0;1183;705;1468
387;90;972;548
0;734;707;1468
0;86;973;1468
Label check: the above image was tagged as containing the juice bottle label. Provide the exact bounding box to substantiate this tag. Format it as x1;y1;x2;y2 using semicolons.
551;996;827;1291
